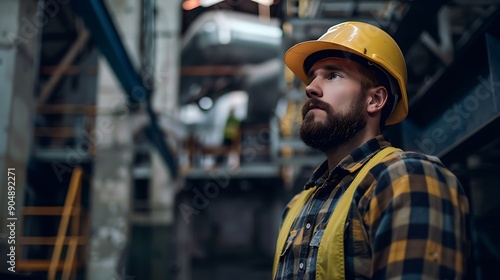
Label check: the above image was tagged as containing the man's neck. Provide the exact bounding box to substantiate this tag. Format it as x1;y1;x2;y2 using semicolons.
325;130;377;172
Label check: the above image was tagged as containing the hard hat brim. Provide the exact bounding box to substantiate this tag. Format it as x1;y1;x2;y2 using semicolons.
284;40;364;84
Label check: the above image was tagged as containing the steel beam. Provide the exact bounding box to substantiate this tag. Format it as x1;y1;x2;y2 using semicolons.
71;0;145;105
72;0;177;179
408;5;500;114
402;32;500;162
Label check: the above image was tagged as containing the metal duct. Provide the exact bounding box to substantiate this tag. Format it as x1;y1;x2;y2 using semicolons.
180;10;284;122
181;10;282;66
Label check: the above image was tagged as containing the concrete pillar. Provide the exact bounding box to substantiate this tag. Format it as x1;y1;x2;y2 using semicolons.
150;0;182;226
86;0;140;279
153;0;181;115
86;107;134;280
149;0;182;279
0;0;39;273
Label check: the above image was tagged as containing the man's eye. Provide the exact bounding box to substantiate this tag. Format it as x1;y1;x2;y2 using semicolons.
328;73;341;80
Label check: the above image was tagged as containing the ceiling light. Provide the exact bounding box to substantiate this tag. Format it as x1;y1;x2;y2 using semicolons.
201;0;224;7
182;0;200;10
251;0;273;6
198;96;213;110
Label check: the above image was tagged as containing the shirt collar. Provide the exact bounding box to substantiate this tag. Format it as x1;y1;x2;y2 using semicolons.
304;135;392;190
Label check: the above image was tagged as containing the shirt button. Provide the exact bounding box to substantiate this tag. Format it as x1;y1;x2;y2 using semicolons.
299;262;304;270
305;223;311;229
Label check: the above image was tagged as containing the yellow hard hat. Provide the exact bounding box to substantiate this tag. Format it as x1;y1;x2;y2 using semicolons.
284;21;408;125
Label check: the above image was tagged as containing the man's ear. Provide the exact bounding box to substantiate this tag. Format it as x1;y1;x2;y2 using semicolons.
366;86;388;114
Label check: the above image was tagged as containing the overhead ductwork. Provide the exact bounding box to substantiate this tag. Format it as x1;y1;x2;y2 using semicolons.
180;10;284;123
182;10;282;66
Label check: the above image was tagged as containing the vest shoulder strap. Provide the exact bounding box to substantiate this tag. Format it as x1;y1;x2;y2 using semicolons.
316;146;402;279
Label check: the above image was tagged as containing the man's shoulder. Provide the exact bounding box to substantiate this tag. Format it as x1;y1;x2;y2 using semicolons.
377;149;451;176
391;150;444;165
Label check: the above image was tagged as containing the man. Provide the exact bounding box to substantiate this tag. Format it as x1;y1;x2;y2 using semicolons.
273;22;470;279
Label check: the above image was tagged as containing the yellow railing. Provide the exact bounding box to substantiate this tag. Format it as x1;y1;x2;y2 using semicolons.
49;166;83;280
17;166;86;280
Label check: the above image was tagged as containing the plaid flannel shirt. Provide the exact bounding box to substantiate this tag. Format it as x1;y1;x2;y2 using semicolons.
275;135;470;279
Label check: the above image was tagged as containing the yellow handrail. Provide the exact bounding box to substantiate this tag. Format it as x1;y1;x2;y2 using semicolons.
48;166;83;280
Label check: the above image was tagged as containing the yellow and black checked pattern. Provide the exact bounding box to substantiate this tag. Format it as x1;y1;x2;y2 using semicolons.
275;135;470;280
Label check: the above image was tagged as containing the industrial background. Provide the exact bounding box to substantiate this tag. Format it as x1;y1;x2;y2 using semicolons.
0;0;499;279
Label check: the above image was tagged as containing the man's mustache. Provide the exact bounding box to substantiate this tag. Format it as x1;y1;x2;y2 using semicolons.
302;99;331;118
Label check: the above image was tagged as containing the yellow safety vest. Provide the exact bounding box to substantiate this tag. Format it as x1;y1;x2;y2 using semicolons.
273;147;401;279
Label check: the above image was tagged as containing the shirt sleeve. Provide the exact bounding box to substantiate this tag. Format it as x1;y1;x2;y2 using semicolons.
367;157;470;279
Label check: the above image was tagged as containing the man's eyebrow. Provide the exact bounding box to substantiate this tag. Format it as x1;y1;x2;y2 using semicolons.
307;65;345;79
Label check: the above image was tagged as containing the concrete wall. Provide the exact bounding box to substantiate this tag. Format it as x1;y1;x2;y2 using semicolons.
0;0;39;273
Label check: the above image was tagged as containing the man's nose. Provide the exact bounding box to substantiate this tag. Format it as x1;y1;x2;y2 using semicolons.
305;78;323;98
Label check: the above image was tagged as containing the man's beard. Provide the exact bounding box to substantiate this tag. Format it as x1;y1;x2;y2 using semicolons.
299;96;366;152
